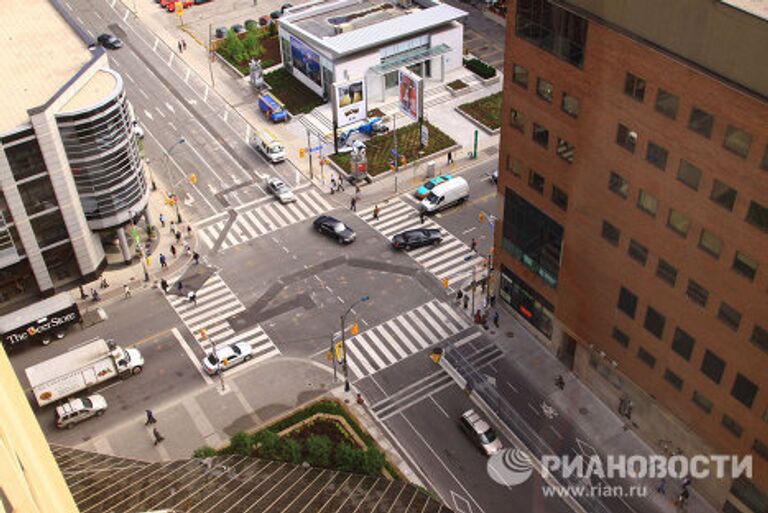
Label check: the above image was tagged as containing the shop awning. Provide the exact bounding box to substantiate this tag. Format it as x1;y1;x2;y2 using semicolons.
368;44;452;75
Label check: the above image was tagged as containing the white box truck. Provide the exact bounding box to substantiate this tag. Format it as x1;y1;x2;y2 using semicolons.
0;293;81;349
25;338;144;407
251;128;286;163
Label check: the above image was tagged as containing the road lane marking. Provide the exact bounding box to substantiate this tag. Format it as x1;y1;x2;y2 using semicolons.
138;87;149;99
527;402;541;416
505;380;519;393
430;396;450;418
462;227;477;234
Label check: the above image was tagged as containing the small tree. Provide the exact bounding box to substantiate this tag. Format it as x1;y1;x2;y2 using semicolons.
305;435;332;467
279;438;303;464
243;31;264;59
334;442;364;473
229;431;253;456
193;445;218;458
268;21;278;37
361;448;385;476
223;29;247;64
253;430;281;459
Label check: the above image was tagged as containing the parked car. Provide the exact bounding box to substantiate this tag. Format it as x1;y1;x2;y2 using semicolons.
459;409;502;456
259;15;271;26
231;24;247;34
415;175;451;199
266;177;295;203
97;33;123;49
270;10;282;19
392;228;442;250
202;342;253;375
55;394;107;429
313;216;356;244
215;26;228;39
281;3;293;12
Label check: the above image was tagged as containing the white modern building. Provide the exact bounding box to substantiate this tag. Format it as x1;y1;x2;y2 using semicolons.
278;0;467;102
0;1;147;308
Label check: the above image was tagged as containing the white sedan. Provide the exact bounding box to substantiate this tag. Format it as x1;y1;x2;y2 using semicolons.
266;177;296;204
201;342;253;375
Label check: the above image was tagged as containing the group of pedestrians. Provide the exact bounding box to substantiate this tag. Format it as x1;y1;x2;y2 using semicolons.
657;475;693;510
145;409;165;446
158;216;199;271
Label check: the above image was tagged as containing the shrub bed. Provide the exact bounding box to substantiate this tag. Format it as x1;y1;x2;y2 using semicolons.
330;121;455;177
464;58;497;79
216;27;280;76
263;68;325;114
458;92;502;130
447;79;469;91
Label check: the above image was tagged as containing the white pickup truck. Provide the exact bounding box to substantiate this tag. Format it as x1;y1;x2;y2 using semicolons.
25;338;144;407
251;128;286;163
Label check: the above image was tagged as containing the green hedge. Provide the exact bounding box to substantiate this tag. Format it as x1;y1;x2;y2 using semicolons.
464;58;497;79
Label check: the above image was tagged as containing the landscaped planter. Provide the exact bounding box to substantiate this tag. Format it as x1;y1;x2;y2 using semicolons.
457;92;502;134
445;79;472;97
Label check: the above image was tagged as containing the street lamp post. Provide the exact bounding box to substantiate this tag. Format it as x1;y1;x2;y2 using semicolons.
341;295;370;392
163;137;187;223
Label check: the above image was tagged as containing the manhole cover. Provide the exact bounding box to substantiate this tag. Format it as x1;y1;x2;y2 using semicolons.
579;407;589;415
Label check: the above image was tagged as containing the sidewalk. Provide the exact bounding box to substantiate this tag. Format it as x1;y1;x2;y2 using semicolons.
460;284;719;513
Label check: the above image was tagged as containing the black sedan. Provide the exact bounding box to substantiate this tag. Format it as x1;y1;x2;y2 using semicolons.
392;228;442;250
97;34;123;49
313;216;356;244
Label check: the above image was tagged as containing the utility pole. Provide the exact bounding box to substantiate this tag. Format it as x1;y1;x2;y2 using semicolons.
393;113;398;193
307;128;314;180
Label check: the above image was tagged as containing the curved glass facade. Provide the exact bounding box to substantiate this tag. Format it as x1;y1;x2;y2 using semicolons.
56;72;146;229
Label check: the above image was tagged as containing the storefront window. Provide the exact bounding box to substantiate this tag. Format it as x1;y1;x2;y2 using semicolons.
500;266;554;338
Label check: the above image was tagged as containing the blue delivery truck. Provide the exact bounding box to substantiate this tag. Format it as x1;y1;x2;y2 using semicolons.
258;92;288;123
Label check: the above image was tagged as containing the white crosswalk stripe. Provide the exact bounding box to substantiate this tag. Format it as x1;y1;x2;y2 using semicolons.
165;274;280;363
358;199;487;289
197;190;332;251
344;299;469;380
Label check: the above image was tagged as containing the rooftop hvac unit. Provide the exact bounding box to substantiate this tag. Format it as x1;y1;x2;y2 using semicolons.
334;22;353;34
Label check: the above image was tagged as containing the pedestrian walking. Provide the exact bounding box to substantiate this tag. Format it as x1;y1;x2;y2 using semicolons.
160;278;169;293
186;225;192;238
170;221;176;234
178;40;183;52
170;245;177;258
184;242;191;256
656;478;667;495
463;294;469;310
490;294;496;307
79;285;88;300
474;310;482;325
373;204;380;220
493;310;500;328
145;409;157;425
470;238;477;252
182;40;187;51
123;284;131;299
188;291;197;306
330;177;337;194
350;197;357;211
555;375;565;390
159;253;167;268
192;252;200;265
337;175;345;191
175;230;182;243
447;151;453;164
176;281;183;293
456;289;463;304
420;209;426;224
159;213;166;227
91;288;100;301
100;276;109;289
355;184;361;195
681;476;692;489
675;487;690;509
153;427;165;445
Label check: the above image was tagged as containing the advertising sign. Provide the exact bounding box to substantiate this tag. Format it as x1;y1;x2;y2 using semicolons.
398;69;422;122
290;36;322;87
334;80;366;127
420;124;429;147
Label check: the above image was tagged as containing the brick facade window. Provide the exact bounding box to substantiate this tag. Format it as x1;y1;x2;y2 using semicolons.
723;125;752;158
512;64;529;88
561;93;579;117
624;72;646;101
655;89;679;119
616;124;637;152
688;107;714;138
677;160;702;190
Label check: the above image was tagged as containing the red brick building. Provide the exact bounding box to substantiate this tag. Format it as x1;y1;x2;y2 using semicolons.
494;0;768;510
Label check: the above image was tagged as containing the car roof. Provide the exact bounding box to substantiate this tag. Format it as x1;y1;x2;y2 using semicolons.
462;409;491;434
317;215;339;223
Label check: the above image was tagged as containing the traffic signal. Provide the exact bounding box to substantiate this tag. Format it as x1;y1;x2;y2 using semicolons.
299;148;306;158
335;341;344;362
199;328;208;340
190;173;197;185
442;277;449;289
350;323;360;336
479;212;486;223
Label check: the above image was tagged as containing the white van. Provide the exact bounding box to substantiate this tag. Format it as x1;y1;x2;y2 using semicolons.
251;129;285;163
421;176;469;213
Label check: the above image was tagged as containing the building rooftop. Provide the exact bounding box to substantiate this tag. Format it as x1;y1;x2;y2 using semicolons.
721;0;768;20
0;0;94;134
60;70;120;114
282;0;467;56
52;444;452;513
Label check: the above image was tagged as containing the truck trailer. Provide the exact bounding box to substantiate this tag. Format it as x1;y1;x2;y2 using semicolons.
25;338;144;407
0;293;81;349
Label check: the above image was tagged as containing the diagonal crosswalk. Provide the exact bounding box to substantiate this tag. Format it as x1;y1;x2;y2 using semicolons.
165;274;280;364
196;189;333;251
358;199;487;289
344;299;470;380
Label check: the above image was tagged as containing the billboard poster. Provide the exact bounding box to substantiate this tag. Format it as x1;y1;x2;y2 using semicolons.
334;80;366;127
290;35;322;87
398;69;422;122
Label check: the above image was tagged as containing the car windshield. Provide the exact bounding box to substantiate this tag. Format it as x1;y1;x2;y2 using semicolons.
206;354;219;365
81;398;93;408
479;429;497;444
333;223;346;233
272;180;285;189
425;192;439;203
231;345;241;356
271;144;284;154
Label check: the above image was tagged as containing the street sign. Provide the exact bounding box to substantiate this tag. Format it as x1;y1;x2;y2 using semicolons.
308;145;323;153
390;149;399;157
420;124;429;147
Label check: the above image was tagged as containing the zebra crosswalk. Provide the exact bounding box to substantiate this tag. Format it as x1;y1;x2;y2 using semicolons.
344;299;469;380
166;274;280;364
358;199;487;289
196;189;333;251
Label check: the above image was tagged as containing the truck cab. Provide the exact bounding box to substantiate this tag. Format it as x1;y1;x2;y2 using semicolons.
111;345;144;375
